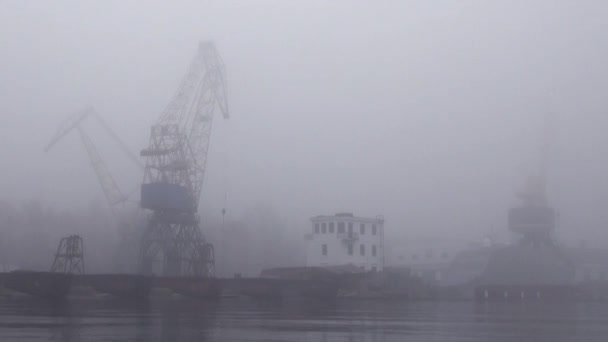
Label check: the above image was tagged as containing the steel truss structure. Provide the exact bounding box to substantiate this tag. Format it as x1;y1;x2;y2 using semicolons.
51;235;85;274
139;42;229;277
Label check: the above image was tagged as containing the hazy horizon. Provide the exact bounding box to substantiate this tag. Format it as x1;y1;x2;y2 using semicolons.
2;1;608;247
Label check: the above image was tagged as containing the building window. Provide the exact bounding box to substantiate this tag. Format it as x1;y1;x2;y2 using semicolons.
322;223;327;234
314;224;319;234
412;253;418;260
322;244;327;256
338;222;345;233
329;224;334;233
372;224;377;235
348;222;353;233
360;244;365;256
360;223;365;235
348;244;353;255
372;245;377;257
441;252;449;259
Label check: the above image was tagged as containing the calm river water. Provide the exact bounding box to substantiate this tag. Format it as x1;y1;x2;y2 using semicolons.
1;296;608;341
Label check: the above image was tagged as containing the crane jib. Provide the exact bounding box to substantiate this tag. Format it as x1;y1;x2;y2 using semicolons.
141;42;229;212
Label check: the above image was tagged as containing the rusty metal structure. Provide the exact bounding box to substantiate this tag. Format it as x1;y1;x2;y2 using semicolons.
139;42;229;277
51;235;85;274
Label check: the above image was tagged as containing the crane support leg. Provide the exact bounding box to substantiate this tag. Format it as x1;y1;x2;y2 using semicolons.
139;213;214;277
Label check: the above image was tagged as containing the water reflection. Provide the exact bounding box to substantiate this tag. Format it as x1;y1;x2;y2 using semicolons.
157;298;219;342
51;300;81;342
473;301;578;342
0;296;606;341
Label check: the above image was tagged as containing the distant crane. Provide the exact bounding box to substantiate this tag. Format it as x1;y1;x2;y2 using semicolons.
510;114;558;245
45;106;143;211
139;41;229;277
516;114;556;208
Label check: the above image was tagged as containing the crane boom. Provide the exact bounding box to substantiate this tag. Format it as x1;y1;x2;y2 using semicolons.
46;107;143;170
141;41;229;211
93;114;144;171
187;44;229;200
46;107;137;209
77;126;126;206
45;107;93;152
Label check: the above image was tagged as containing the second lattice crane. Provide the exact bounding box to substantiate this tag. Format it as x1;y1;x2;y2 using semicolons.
45;106;143;210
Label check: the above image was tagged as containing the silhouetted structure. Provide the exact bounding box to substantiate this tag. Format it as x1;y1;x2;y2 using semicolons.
51;235;85;274
139;42;229;277
476;116;576;300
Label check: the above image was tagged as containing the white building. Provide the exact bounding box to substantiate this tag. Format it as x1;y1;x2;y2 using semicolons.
305;213;385;271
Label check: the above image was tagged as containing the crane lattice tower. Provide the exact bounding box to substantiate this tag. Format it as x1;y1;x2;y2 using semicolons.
139;42;229;277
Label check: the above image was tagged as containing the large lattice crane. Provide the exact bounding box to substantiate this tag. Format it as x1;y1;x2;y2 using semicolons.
139;41;229;277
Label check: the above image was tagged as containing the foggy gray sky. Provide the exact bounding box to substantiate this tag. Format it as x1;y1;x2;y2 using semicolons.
2;1;608;244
